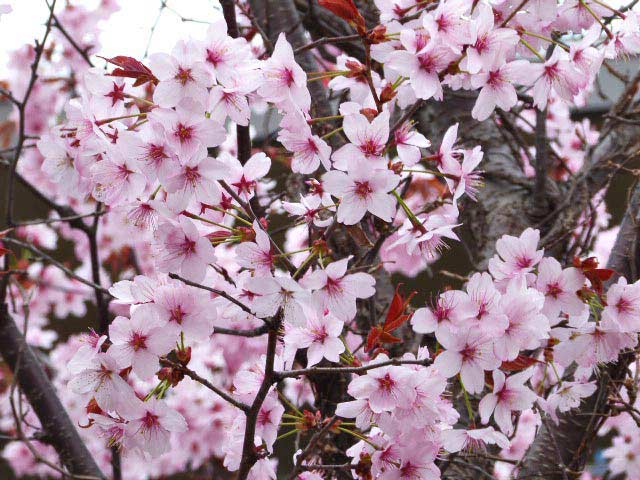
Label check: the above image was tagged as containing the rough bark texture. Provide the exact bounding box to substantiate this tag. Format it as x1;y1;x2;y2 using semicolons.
0;304;105;479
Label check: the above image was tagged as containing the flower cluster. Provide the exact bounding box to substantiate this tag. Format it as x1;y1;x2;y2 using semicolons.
0;0;639;479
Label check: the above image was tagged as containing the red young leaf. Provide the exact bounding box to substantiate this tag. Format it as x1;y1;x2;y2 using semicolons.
365;285;416;352
500;355;541;372
0;247;12;259
99;56;158;87
384;284;417;332
573;256;615;295
318;0;366;34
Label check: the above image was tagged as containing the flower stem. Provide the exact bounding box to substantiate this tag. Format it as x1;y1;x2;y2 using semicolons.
519;38;545;62
459;377;476;427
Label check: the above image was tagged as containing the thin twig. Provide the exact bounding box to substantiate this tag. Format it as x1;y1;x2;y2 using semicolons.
168;273;255;315
160;358;250;412
2;237;111;295
274;357;432;379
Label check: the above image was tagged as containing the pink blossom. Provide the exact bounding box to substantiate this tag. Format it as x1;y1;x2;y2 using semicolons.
155;217;217;283
220;151;271;202
536;257;585;320
378;443;439;480
90;148;146;206
434;327;500;394
246;275;310;325
442;426;510;453
284;309;344;366
601;278;640;333
332;110;390;170
208;81;254;127
161;153;222;211
323;162;399;225
488;228;544;284
493;283;548;361
150;101;226;162
423;0;474;53
258;33;311;112
329;56;382;105
108;305;176;379
412;290;478;335
394;122;431;166
387;42;452;101
84;68;127;116
278;111;332;173
470;61;529;121
153;283;213;342
348;357;417;413
37;132;81;191
149;40;211;108
282;194;333;228
255;391;285;452
539;381;596;424
479;369;537;435
302;257;376;321
465;272;508;335
391;210;461;260
202;20;253;85
529;50;586;109
236;221;275;274
605;12;640;59
439;146;484;200
463;3;519;74
124;398;188;458
248;458;277;480
68;352;136;414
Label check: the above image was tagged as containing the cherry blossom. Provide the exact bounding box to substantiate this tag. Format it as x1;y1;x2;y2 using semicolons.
149;40;210;108
68;352;136;414
155;217;217;282
332;110;390;170
5;1;640;477
302;256;375;321
434;327;500;394
479;369;537;435
236;221;275;274
108;305;176;379
124;398;188;458
347;356;417;413
258;33;311;112
323;161;400;225
284;308;344;366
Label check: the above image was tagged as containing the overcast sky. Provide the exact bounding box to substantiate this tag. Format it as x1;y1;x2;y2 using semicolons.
0;0;222;70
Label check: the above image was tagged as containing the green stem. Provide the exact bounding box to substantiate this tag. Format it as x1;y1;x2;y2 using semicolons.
278;390;304;417
580;0;614;38
391;190;425;232
519;38;545;62
322;127;344;140
276;429;299;442
209;205;253;226
293;252;318;279
459;377;476;426
308;114;344;124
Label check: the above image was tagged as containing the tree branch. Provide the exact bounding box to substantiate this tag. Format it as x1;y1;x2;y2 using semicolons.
0;304;105;478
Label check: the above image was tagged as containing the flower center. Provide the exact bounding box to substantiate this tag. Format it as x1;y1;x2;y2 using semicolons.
354;180;373;199
175;67;193;86
176;123;194;143
130;332;148;351
377;373;396;392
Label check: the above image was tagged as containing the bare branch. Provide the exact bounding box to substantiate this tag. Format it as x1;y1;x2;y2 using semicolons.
0;304;105;478
160;357;250;412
